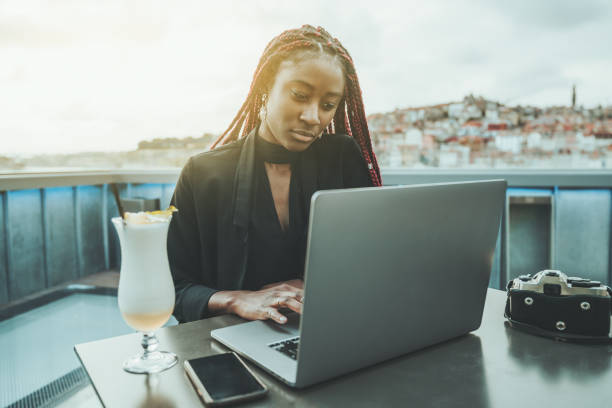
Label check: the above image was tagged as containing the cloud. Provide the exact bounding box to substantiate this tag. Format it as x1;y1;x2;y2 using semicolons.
1;0;611;155
0;1;168;47
480;0;611;30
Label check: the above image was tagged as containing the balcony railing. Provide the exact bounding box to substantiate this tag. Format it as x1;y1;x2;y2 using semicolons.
1;169;612;307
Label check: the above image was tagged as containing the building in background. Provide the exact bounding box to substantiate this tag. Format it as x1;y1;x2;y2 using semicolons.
368;94;612;168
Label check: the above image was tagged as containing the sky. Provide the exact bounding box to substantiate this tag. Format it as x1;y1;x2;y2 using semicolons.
1;0;611;155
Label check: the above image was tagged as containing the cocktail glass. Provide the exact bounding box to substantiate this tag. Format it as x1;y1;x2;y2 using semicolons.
112;216;177;374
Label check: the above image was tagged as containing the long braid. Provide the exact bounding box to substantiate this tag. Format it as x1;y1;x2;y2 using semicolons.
211;25;381;186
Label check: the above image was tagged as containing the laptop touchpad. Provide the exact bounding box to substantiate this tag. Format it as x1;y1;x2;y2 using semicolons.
264;311;300;336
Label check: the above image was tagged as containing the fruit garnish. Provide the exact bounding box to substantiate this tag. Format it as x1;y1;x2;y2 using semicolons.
124;206;178;224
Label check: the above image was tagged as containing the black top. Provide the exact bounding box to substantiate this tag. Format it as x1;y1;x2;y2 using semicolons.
242;136;307;290
168;128;374;323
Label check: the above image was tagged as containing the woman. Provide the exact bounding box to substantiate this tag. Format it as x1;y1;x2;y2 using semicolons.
168;25;381;324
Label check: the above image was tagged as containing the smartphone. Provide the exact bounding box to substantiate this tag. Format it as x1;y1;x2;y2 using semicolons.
184;352;268;406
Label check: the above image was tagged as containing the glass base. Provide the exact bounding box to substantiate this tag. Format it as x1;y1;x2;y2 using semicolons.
123;350;178;374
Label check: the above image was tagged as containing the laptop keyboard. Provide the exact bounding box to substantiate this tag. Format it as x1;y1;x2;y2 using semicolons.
268;336;300;360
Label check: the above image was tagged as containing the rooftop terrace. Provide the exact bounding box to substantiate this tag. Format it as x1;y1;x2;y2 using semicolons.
1;168;611;406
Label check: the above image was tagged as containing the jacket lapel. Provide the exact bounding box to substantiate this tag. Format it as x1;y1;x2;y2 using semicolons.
232;128;257;234
221;129;324;290
222;128;258;290
299;141;320;218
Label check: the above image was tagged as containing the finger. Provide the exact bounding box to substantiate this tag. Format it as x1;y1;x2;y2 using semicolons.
263;308;287;324
272;290;304;300
271;296;291;308
280;297;303;314
267;296;303;314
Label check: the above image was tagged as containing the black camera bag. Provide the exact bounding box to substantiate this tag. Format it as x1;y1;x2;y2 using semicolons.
505;286;612;343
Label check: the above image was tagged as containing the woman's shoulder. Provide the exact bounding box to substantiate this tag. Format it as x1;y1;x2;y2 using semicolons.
319;132;353;144
177;138;246;187
316;133;358;150
187;138;245;170
315;133;361;156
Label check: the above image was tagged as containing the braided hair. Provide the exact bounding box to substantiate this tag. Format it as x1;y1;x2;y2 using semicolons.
211;24;381;186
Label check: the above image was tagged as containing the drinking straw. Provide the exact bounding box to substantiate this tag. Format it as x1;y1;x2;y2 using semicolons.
110;183;126;220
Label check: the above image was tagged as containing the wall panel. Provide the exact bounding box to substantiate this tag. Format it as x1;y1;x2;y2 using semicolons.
129;183;163;203
7;189;45;299
555;189;611;284
161;183;176;211
44;187;78;286
77;186;105;277
508;203;551;279
0;192;8;304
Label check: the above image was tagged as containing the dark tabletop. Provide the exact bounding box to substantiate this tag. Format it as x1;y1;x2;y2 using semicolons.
74;289;612;407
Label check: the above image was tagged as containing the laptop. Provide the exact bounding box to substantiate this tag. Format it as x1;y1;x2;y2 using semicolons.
212;180;506;388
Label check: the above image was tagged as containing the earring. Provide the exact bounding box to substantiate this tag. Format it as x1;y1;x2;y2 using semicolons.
259;94;268;122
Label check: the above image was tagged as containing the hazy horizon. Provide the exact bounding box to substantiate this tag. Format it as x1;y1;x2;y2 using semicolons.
2;0;611;155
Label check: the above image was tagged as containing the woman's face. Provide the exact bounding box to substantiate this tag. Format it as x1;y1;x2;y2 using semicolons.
258;55;345;152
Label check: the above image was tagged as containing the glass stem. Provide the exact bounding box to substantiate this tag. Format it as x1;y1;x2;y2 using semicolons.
141;332;159;358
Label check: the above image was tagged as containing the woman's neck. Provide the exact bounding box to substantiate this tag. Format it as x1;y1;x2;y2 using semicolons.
255;129;297;165
257;121;280;145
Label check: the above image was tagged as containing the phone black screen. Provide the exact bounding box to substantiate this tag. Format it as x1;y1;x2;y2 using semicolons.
187;353;264;401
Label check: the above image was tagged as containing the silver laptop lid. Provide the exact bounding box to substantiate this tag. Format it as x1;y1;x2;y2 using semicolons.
295;180;506;386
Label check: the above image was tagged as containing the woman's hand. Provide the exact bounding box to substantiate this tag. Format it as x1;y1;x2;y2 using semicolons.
208;282;303;324
231;288;303;324
260;279;304;291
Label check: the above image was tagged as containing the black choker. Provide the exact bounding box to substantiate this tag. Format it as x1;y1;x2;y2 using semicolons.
256;135;299;164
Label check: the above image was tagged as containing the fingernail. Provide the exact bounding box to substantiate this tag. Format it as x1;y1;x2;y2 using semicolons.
280;316;287;323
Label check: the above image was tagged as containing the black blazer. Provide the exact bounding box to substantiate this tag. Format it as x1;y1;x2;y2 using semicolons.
168;128;374;322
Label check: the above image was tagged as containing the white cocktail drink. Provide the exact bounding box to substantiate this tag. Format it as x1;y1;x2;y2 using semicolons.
112;215;177;374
